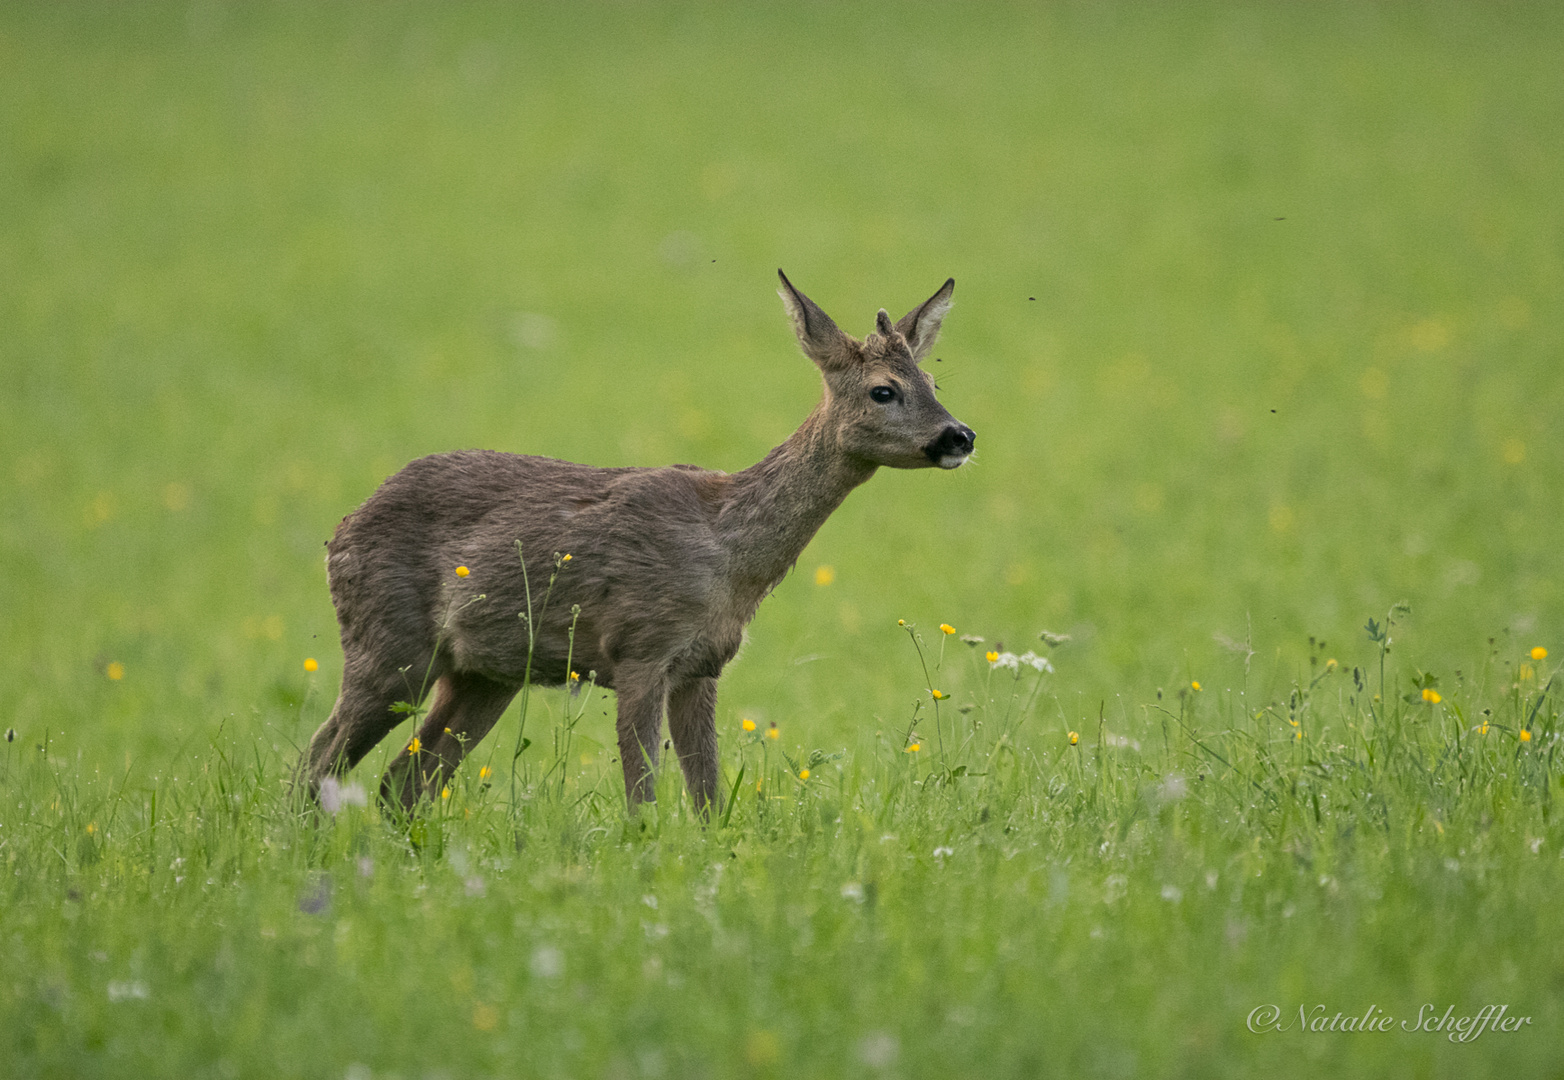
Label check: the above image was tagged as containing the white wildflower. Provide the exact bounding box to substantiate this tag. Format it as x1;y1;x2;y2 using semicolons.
858;1032;900;1069
530;945;564;979
320;777;367;814
107;980;150;1002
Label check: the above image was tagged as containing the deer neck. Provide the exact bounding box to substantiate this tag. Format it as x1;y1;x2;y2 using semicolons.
720;402;875;599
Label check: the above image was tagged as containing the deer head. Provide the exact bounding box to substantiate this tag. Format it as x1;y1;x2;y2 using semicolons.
777;270;975;470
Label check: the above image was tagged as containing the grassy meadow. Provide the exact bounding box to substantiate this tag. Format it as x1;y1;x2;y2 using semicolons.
3;2;1563;1076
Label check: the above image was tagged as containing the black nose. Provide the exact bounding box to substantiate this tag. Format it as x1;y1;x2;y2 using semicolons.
925;424;976;462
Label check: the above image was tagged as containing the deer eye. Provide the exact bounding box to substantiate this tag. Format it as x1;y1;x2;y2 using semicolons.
870;386;896;404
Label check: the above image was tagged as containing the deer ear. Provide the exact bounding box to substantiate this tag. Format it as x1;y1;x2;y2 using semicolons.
894;277;955;363
777;270;852;370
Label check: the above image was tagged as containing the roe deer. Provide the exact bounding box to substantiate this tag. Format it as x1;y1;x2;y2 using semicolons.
301;270;975;814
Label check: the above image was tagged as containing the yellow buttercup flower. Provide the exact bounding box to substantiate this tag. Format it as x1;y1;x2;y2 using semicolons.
766;723;779;741
1531;646;1548;661
478;766;492;781
106;662;125;681
1325;658;1338;670
455;565;470;577
1520;729;1532;743
303;657;319;672
441;786;451;800
1421;688;1441;704
1478;722;1489;736
741;719;756;732
939;624;956;636
562;554;572;562
906;743;921;753
409;737;421;755
1295;729;1303;741
1068;731;1079;745
897;619;906;627
799;769;810;781
931;689;946;700
1191;681;1201;692
985;650;999;663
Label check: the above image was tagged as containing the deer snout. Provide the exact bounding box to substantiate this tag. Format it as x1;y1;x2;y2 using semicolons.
925;423;976;469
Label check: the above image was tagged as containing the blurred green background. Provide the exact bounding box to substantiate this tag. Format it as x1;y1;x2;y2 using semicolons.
2;1;1560;768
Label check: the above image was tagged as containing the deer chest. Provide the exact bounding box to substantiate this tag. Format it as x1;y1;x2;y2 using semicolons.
668;625;744;681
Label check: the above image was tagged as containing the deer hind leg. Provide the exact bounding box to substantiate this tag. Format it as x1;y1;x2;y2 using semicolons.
301;655;429;796
668;677;720;817
379;671;518;811
613;662;670;808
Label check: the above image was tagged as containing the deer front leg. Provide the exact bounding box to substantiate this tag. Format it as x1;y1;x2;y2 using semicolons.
614;662;669;808
668;677;720;818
